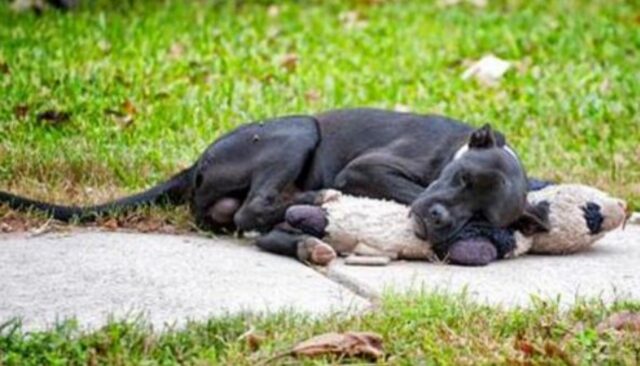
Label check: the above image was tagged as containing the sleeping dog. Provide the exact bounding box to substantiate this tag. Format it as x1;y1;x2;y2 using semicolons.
0;108;548;259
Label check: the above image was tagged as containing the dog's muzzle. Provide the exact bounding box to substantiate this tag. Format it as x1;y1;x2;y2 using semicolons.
410;210;429;241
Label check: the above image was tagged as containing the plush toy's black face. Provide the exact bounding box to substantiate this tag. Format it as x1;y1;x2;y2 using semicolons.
582;202;605;234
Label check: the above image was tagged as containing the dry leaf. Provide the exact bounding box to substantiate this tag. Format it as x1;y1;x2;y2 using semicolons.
468;0;487;6
98;40;111;53
544;341;575;366
105;100;137;128
394;104;411;113
261;73;275;84
10;0;38;12
291;331;384;359
0;61;9;75
267;5;279;17
29;218;54;237
280;53;298;72
598;78;611;94
597;311;640;333
37;110;71;125
154;90;171;100
266;27;281;40
356;0;385;4
514;57;532;75
339;11;368;30
304;90;321;103
169;42;186;59
238;328;264;352
0;222;13;233
161;225;178;234
102;218;119;231
122;100;137;116
13;104;29;119
115;114;134;127
439;0;487;7
87;348;98;366
514;338;537;357
0;212;28;232
461;54;511;86
135;220;162;233
10;0;45;12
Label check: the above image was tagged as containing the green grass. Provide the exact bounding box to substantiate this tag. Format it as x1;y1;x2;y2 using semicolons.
1;0;639;210
1;2;640;363
2;293;640;365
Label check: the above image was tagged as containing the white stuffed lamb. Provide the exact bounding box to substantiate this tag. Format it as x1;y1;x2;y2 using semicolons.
284;184;627;266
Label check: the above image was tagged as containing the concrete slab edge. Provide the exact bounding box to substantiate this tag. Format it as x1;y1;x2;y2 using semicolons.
325;263;382;302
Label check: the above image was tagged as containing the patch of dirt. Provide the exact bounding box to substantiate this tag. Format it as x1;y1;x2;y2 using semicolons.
0;183;195;236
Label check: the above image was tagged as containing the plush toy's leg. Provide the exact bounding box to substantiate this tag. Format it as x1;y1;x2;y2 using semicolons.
255;227;336;265
446;238;498;266
285;205;329;237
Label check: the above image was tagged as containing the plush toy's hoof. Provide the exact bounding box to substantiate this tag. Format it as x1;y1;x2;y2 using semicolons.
447;238;497;266
297;237;337;266
285;205;328;237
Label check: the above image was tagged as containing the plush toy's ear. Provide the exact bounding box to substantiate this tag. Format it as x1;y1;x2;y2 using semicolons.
512;200;551;236
469;124;497;149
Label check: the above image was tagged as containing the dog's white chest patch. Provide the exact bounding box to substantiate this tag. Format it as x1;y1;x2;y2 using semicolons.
453;144;469;160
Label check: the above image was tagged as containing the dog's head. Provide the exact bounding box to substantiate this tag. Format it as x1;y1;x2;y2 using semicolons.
410;124;548;247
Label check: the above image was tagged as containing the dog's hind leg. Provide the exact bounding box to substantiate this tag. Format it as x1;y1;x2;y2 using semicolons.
231;119;321;232
191;116;320;233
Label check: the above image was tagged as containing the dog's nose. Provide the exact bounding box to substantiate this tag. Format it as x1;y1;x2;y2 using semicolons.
428;204;451;228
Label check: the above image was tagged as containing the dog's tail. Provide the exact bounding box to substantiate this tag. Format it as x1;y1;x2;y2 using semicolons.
0;166;195;222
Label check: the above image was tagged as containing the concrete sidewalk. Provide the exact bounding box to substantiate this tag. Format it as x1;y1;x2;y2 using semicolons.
0;232;368;331
328;225;640;307
1;221;639;331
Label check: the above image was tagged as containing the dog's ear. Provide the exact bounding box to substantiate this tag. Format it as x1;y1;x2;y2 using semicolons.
512;200;551;236
469;124;497;149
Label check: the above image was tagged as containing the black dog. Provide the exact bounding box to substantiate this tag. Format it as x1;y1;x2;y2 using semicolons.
0;108;548;259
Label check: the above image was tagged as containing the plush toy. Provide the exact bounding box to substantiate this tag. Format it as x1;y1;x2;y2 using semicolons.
283;184;627;266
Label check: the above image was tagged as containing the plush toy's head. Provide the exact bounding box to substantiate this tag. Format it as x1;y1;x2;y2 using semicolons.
439;184;627;261
525;184;627;254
